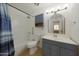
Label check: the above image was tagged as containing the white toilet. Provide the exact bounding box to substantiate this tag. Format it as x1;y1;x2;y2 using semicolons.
26;35;39;55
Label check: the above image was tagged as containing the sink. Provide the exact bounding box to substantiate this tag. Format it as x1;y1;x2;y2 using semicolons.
53;34;58;37
42;33;77;45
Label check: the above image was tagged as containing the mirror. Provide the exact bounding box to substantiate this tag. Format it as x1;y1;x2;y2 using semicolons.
51;13;65;34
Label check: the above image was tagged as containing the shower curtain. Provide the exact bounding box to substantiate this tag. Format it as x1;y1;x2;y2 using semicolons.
0;3;15;56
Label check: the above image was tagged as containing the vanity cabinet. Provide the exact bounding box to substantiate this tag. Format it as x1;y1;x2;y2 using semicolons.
43;43;51;56
42;39;78;56
50;45;59;56
60;48;75;56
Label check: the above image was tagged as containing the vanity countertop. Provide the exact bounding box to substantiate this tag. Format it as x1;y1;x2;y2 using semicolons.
42;33;78;45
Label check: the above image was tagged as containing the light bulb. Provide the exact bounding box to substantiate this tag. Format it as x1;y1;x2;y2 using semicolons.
57;6;61;9
45;9;52;14
64;4;69;8
45;10;49;14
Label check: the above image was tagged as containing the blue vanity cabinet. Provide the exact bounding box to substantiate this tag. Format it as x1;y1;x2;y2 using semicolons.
43;43;51;56
42;39;77;56
50;45;60;56
60;43;77;56
60;48;76;56
43;39;60;56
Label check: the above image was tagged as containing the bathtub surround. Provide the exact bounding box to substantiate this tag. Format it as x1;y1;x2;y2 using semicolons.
0;3;15;56
8;5;35;55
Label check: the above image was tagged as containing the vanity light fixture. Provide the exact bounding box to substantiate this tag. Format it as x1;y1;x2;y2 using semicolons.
64;4;69;8
57;9;60;11
46;4;68;14
34;3;40;6
64;7;68;10
46;10;50;14
46;12;50;14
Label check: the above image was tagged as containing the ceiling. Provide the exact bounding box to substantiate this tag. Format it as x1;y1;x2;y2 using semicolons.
10;3;66;16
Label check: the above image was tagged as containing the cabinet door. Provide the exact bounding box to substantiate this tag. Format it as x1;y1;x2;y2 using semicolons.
43;43;51;56
51;45;60;56
60;48;75;56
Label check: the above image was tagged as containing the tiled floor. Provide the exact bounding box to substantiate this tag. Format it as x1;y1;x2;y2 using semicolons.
18;47;43;56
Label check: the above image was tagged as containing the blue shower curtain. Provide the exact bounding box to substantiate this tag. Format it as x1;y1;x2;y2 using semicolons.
0;3;15;56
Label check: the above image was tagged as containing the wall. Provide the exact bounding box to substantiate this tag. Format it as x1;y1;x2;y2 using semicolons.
8;6;35;55
44;3;79;44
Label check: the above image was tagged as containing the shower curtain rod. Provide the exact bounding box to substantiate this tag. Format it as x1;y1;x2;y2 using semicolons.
7;3;33;17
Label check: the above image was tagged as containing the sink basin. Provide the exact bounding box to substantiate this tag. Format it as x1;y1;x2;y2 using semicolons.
53;34;58;37
42;33;77;45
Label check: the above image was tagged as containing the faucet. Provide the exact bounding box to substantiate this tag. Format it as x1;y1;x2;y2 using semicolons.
53;34;57;37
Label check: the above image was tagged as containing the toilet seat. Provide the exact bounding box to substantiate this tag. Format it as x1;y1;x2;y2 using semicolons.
26;40;37;48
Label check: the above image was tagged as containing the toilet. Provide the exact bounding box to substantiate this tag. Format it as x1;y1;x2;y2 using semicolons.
26;35;39;55
26;40;38;55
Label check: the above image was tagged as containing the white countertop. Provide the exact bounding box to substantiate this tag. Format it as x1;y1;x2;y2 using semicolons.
42;33;78;45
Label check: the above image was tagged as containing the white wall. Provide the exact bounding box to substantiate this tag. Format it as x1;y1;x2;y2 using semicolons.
44;3;79;44
69;4;79;44
8;6;35;55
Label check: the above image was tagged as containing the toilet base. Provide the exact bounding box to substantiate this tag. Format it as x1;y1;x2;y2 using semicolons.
29;47;37;55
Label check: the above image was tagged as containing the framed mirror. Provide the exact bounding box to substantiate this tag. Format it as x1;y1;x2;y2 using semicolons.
52;13;65;34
